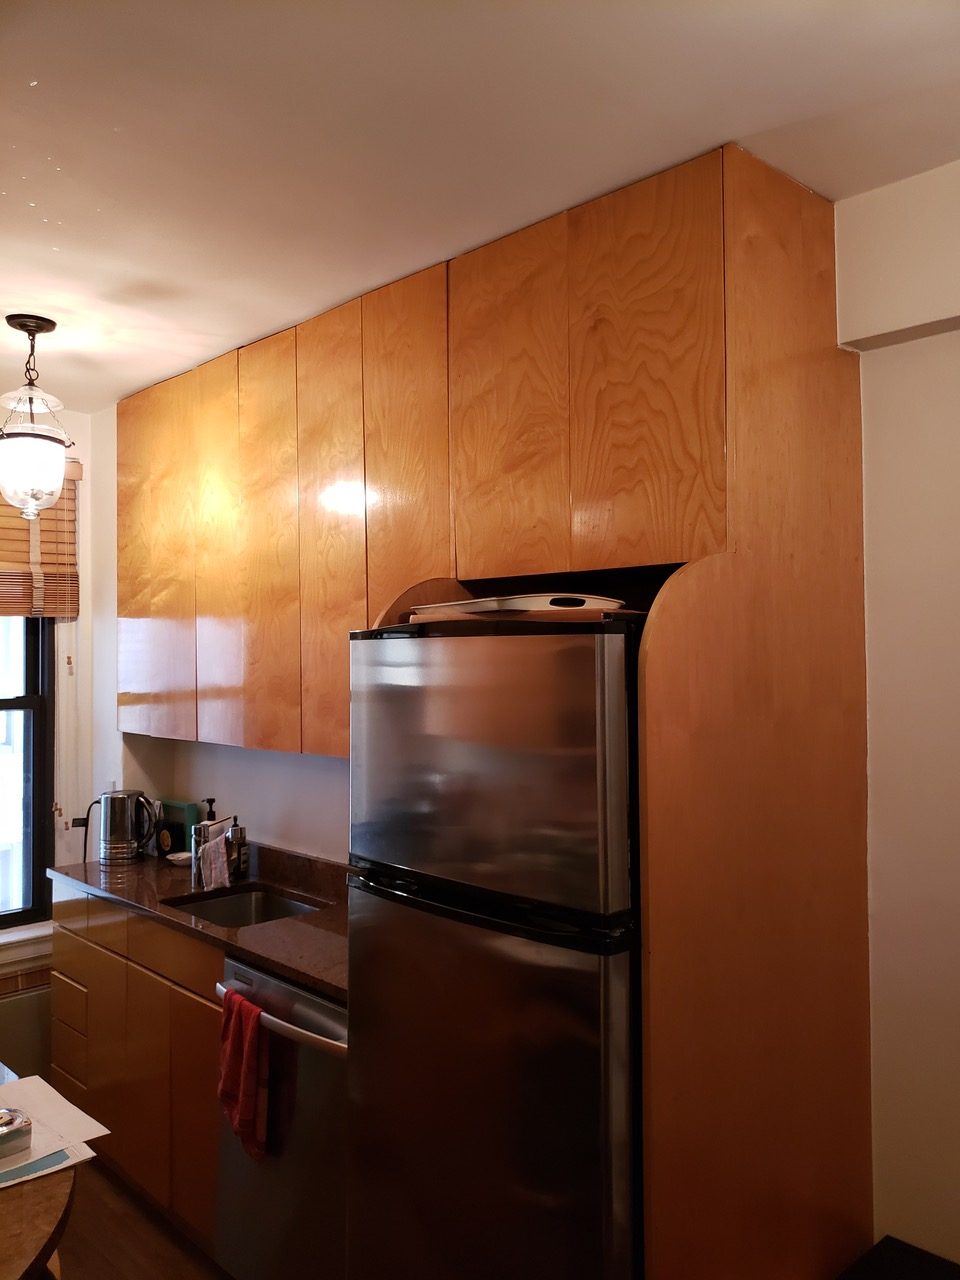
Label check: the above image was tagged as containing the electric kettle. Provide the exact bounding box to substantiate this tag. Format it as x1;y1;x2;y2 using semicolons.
91;790;157;864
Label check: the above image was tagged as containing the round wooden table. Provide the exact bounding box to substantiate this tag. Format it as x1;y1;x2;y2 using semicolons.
0;1064;75;1280
1;1167;74;1280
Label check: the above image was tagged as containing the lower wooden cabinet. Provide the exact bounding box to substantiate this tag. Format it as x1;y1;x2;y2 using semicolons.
51;913;223;1248
125;964;172;1206
51;924;127;1170
169;986;222;1241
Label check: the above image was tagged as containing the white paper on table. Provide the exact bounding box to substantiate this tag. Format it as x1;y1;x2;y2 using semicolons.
0;1141;96;1188
0;1076;108;1180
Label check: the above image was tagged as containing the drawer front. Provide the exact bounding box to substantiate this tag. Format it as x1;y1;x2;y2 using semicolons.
86;896;130;955
53;925;90;987
127;915;222;1000
52;885;88;935
52;1017;88;1085
49;1062;86;1104
51;970;87;1034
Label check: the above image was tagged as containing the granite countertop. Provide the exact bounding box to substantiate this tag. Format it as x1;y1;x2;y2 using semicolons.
47;844;348;1003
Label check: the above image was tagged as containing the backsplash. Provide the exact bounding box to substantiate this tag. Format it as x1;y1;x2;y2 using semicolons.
170;740;349;863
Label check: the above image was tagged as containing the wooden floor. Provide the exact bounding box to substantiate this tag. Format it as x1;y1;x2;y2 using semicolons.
56;1163;226;1280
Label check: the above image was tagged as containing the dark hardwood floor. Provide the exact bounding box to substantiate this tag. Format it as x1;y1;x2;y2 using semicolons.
57;1163;226;1280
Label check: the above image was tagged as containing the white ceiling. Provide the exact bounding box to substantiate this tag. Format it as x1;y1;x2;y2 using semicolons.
4;0;960;413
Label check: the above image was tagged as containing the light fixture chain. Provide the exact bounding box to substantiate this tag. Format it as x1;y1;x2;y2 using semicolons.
24;334;39;387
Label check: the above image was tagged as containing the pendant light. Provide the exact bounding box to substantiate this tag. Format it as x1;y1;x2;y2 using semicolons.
0;313;73;520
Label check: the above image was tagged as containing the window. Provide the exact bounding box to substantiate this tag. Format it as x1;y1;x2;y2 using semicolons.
0;616;54;928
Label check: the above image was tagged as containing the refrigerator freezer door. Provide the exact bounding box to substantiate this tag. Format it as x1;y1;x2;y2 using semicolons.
350;630;629;914
347;884;634;1280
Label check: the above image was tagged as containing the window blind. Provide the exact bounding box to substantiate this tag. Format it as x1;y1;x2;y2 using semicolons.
0;458;81;619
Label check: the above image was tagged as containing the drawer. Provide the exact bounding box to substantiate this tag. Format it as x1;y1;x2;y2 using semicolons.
126;915;222;1001
52;925;89;986
51;1018;88;1085
49;1062;86;1105
52;886;88;935
51;970;87;1034
86;896;129;955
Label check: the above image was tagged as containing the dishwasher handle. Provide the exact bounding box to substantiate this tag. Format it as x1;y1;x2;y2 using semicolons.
215;981;348;1059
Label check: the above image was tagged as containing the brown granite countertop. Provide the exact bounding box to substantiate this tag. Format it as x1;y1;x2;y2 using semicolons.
47;844;348;1003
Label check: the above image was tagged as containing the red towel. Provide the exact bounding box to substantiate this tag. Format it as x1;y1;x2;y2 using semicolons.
218;988;269;1160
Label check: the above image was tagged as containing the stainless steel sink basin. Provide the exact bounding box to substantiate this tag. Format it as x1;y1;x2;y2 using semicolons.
163;884;324;928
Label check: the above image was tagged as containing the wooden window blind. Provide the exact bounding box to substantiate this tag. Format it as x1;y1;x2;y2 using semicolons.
0;459;81;619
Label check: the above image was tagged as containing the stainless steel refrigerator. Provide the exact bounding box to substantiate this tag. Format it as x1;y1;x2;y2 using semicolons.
347;618;643;1280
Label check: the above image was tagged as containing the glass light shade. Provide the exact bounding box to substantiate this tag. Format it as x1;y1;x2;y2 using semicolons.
0;383;64;414
0;428;68;520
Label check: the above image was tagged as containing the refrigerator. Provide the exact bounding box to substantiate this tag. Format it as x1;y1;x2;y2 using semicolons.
347;617;644;1280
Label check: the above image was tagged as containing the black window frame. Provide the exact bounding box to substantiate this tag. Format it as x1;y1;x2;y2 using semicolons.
0;617;55;929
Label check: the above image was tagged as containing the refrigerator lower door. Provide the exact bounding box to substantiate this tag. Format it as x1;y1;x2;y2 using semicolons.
347;884;635;1280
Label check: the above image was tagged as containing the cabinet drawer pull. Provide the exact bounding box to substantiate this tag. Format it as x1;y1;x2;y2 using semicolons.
214;982;347;1059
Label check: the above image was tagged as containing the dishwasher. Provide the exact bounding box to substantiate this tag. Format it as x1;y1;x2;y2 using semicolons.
214;959;348;1280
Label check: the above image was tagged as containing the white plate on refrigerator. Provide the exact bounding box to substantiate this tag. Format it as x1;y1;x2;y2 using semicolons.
410;593;624;617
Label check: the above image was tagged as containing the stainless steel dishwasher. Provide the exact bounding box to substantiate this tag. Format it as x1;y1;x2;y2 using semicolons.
214;959;348;1280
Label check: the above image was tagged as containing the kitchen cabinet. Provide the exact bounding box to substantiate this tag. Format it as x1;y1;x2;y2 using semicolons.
117;370;198;740
194;350;244;746
362;264;452;625
236;329;302;753
297;300;367;758
169;987;222;1242
50;922;128;1170
50;893;223;1247
449;213;571;579
125;963;171;1206
568;150;726;568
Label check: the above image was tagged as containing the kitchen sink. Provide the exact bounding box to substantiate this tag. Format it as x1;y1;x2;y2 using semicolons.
162;883;325;928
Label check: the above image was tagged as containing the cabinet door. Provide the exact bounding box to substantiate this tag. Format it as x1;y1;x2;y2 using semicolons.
194;351;244;746
117;371;197;739
124;963;172;1207
170;987;222;1244
568;151;726;569
297;301;367;758
362;265;452;625
450;214;571;579
50;927;127;1169
236;330;302;752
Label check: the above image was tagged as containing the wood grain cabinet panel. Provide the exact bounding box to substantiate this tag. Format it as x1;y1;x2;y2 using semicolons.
297;301;367;758
124;964;171;1207
50;972;87;1035
236;330;302;752
169;988;222;1244
362;265;452;625
569;150;726;569
50;927;127;1169
450;213;571;578
117;371;198;740
126;914;222;1001
194;351;245;747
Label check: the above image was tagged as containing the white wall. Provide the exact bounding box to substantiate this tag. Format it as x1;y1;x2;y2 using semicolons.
837;158;960;346
837;159;960;1263
860;330;960;1263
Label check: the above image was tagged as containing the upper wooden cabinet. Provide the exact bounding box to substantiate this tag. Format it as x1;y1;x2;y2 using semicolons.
449;158;726;580
116;148;743;755
194;351;242;746
449;213;571;579
297;301;367;758
235;330;302;753
362;264;452;625
568;150;726;568
117;371;198;739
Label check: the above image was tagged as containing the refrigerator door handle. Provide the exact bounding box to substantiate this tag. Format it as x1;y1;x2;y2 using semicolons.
215;982;348;1058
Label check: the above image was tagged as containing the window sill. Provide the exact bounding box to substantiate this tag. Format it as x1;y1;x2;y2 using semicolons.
0;921;53;978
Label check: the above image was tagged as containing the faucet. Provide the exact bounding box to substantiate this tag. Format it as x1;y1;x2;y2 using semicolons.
191;815;248;890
